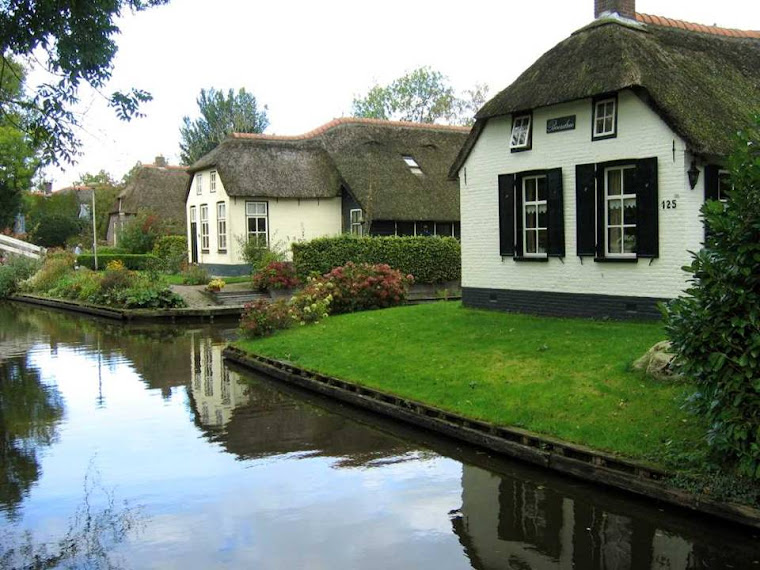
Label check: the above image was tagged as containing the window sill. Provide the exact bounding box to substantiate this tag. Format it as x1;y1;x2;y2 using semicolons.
217;250;227;254
513;256;549;262
201;250;209;254
510;146;532;153
593;257;638;263
591;132;617;141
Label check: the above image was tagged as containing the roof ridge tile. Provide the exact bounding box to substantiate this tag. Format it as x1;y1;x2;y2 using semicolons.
636;12;760;38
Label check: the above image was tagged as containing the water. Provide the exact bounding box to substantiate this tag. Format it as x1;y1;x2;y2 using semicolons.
1;302;758;569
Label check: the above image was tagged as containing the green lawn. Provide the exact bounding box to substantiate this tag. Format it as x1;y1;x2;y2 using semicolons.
236;302;705;467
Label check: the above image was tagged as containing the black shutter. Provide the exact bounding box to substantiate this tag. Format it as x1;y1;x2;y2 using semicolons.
515;174;524;256
704;164;720;201
546;168;564;257
575;164;596;256
636;157;659;258
498;174;515;256
595;166;605;258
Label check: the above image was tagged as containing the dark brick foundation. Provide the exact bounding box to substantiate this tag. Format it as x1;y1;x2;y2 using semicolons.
462;287;667;320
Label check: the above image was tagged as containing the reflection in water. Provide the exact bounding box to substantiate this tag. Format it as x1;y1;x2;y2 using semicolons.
0;356;64;516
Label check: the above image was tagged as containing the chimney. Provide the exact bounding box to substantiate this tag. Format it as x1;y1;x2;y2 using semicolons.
154;155;167;167
595;0;635;19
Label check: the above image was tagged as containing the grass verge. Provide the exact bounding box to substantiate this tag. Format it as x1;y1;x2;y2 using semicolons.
235;302;705;469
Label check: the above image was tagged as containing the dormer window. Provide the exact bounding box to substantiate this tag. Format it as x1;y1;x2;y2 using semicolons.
402;155;423;175
210;170;217;192
593;97;617;139
509;114;532;151
195;173;203;195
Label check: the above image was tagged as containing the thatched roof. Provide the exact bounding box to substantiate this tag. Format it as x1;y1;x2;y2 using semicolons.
450;14;760;176
189;118;469;221
113;164;189;228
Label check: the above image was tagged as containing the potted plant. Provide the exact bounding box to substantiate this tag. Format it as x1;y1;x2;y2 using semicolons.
206;278;226;292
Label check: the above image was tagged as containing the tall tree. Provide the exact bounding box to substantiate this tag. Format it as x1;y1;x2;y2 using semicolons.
0;0;168;166
351;67;488;126
179;88;269;165
73;170;122;240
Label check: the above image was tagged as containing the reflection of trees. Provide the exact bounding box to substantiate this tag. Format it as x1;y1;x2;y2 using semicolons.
0;356;64;516
452;463;760;570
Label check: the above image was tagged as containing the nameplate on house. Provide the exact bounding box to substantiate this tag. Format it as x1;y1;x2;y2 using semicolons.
546;115;576;133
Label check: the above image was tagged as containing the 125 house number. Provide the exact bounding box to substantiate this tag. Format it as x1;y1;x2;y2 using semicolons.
661;199;677;209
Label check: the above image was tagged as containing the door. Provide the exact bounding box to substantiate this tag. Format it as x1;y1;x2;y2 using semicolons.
190;222;198;263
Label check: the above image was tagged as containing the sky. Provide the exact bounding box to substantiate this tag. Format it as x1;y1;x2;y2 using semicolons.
35;0;760;188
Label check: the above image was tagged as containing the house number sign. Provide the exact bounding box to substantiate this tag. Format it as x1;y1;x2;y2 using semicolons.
546;115;576;133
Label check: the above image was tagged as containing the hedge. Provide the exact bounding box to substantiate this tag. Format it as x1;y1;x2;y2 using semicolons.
292;235;460;284
77;253;158;271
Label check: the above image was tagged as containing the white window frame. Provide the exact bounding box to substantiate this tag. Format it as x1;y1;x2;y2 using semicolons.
604;166;636;258
593;98;616;138
216;202;227;252
522;175;548;257
246;201;268;247
200;204;209;252
402;155;423;175
350;209;363;236
195;173;203;195
510;115;531;149
210;170;217;193
189;205;196;223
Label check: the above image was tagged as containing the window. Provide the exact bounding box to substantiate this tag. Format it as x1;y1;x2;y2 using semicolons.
217;202;227;252
497;168;564;259
195;173;203;195
402;155;423;175
522;175;548;256
350;209;363;236
575;158;658;260
510;114;532;151
210;170;217;193
604;166;637;257
717;170;731;202
592;97;617;139
200;204;209;252
246;201;268;247
190;206;196;223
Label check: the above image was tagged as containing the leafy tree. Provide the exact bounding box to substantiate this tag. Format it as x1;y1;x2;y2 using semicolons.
351;67;489;126
0;0;168;166
24;190;80;247
665;115;760;477
73;170;122;240
179;87;269;165
117;210;163;253
30;212;81;247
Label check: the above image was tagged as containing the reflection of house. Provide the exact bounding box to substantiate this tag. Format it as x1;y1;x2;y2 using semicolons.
453;464;755;569
185;118;469;275
451;0;760;318
107;157;189;245
189;338;248;427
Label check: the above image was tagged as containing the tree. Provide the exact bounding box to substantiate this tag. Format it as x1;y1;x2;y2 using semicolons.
0;0;169;166
664;115;760;477
179;87;269;165
73;170;122;240
351;67;489;126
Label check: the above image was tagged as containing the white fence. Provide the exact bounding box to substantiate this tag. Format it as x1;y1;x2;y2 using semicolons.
0;234;45;259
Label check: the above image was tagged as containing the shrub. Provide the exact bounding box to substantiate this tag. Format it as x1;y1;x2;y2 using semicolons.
237;236;286;273
252;261;300;291
239;299;293;338
77;253;158;271
181;264;210;285
0;256;41;298
117;211;162;254
292;235;460;284
319;262;412;314
23;252;76;294
152;235;188;273
119;280;186;309
664;116;760;478
29;213;82;248
288;280;332;325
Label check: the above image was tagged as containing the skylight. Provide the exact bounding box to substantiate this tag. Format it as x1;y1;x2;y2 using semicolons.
402;155;422;175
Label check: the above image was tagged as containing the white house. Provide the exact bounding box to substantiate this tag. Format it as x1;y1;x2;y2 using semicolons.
450;0;760;319
185;118;469;275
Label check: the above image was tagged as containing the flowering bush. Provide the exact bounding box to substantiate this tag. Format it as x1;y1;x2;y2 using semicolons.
318;262;413;314
252;261;300;291
239;299;293;338
289;280;332;325
206;278;225;292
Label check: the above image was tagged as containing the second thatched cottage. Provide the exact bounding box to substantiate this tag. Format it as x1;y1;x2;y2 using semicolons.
185;118;469;275
450;0;760;319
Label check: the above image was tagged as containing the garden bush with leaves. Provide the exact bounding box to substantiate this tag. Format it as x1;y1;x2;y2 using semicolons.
77;253;158;271
292;235;460;284
252;261;300;291
0;256;41;298
117;211;163;254
152;235;188;273
665;116;760;478
237;236;285;273
239;299;293;338
315;262;413;314
181;264;210;285
23;251;76;293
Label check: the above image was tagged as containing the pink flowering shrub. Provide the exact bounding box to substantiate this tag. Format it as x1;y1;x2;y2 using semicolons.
316;262;413;314
252;261;301;291
239;299;293;338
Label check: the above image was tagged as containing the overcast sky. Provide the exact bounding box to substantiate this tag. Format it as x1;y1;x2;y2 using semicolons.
37;0;759;188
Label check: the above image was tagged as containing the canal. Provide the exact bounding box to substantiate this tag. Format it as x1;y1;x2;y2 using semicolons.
1;302;758;569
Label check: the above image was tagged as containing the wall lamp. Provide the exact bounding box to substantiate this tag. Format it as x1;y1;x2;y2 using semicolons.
688;160;700;190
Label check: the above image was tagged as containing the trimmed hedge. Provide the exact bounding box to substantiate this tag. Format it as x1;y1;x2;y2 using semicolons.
292;235;460;284
77;253;158;271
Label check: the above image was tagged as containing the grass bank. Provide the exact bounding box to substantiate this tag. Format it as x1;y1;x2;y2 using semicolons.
235;302;704;468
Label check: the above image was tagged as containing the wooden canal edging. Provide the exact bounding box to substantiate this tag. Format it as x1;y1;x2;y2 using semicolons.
223;345;760;530
10;294;244;323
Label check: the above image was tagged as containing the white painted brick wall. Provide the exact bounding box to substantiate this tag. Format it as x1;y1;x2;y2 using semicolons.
459;89;707;299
